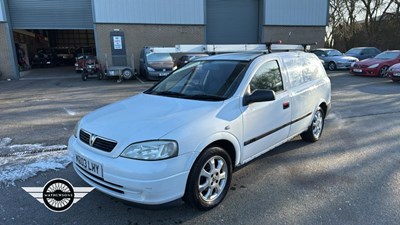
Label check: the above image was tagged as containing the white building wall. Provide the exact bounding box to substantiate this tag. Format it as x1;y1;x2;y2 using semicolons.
93;0;204;25
264;0;328;26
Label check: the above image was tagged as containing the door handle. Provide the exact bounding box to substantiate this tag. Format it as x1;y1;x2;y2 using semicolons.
283;102;290;109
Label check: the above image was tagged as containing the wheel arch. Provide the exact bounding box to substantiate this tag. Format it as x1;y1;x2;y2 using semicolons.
188;132;241;170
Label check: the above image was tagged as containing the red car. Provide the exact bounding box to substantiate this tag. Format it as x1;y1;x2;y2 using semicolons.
387;63;400;82
350;50;400;77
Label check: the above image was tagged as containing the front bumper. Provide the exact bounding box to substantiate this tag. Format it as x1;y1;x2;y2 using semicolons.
68;136;191;205
336;62;354;69
350;67;379;76
388;71;400;81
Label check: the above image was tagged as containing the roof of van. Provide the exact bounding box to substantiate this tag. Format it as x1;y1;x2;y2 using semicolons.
198;52;263;61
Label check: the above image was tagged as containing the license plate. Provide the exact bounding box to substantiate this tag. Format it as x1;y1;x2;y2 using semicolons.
109;71;115;75
75;154;103;178
353;69;362;73
159;72;169;76
393;73;400;77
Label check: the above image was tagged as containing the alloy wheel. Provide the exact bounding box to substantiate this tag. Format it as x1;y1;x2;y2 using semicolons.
198;156;228;202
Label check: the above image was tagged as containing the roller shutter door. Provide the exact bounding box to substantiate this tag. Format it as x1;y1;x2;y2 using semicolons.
206;0;260;44
8;0;93;29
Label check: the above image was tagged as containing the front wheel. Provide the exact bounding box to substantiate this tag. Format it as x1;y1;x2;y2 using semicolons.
379;66;389;77
301;107;325;142
183;146;232;211
328;62;336;71
98;72;104;80
81;73;88;81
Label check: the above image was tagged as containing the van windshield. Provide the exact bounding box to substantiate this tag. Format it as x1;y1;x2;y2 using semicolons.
145;60;248;101
147;53;173;62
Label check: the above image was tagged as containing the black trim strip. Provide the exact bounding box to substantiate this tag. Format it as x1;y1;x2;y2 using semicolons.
244;112;312;146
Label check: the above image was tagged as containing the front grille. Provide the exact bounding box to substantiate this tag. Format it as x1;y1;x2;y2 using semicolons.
80;130;90;143
354;64;369;69
79;129;117;152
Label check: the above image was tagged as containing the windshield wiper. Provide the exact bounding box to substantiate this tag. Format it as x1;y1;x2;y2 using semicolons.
148;91;188;98
188;94;226;101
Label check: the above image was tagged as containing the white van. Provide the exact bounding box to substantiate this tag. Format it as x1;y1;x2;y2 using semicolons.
69;49;331;210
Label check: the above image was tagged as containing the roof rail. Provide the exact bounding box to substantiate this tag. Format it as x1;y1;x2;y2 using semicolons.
149;42;317;54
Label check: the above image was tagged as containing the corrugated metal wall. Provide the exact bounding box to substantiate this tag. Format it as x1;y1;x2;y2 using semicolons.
0;0;6;22
206;0;260;44
93;0;204;24
8;0;93;29
264;0;328;26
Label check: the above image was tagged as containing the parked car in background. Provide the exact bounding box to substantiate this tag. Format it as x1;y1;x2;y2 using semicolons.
30;48;58;68
350;50;400;77
176;54;209;68
311;48;358;71
139;47;177;80
53;47;75;65
387;63;400;82
75;46;96;57
345;47;381;60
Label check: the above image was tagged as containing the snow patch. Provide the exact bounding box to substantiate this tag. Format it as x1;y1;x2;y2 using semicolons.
64;107;77;116
0;138;71;186
0;138;12;147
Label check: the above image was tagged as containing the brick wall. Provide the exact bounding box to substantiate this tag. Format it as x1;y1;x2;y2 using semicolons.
263;26;326;48
95;24;205;71
0;23;14;80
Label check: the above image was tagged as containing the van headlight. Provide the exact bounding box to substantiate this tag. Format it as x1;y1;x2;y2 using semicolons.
121;140;178;161
368;64;379;69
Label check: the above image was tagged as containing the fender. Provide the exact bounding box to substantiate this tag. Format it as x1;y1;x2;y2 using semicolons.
184;131;242;171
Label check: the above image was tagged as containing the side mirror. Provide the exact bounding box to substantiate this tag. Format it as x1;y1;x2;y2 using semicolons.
243;90;276;106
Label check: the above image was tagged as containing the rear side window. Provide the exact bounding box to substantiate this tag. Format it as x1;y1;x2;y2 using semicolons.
249;60;283;93
284;54;325;87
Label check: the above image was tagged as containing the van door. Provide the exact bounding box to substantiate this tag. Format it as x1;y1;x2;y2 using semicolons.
285;56;321;137
241;60;291;162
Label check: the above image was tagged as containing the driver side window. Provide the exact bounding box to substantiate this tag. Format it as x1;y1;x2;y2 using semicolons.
249;60;284;93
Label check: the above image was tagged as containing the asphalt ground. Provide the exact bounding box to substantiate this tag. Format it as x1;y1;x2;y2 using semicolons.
0;69;399;225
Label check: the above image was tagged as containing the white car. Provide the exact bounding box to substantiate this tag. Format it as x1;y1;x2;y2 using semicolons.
69;50;331;210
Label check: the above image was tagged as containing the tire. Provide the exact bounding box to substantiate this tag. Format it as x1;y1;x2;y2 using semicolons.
122;69;133;80
328;62;336;71
183;146;232;211
81;73;88;81
301;107;325;142
98;72;103;80
379;66;389;78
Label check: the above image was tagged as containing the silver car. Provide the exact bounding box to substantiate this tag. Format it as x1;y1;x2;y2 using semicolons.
312;48;359;71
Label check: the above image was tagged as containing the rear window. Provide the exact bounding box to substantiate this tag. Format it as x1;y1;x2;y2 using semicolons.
346;48;362;54
147;53;173;62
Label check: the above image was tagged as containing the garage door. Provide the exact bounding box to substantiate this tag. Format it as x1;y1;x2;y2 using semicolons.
8;0;93;29
206;0;260;44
